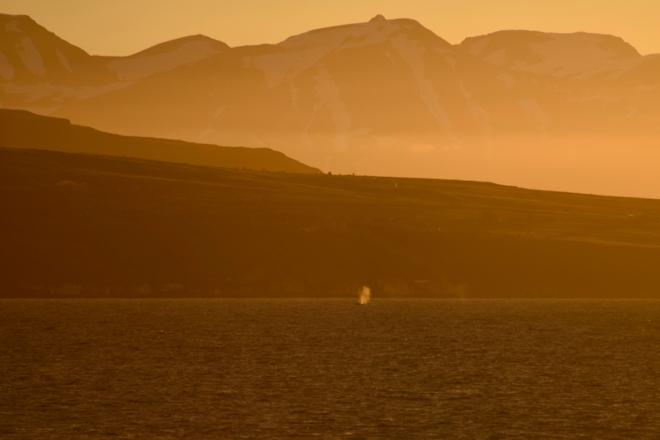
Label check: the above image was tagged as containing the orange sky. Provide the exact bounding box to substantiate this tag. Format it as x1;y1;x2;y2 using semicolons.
1;0;659;56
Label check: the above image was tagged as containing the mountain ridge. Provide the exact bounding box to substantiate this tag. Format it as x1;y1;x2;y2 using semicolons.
2;13;660;196
0;13;114;85
0;108;320;174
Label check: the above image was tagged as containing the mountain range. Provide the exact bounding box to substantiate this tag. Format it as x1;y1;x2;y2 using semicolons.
2;13;660;196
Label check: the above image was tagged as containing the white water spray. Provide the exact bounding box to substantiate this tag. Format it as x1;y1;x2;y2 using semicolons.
357;286;371;305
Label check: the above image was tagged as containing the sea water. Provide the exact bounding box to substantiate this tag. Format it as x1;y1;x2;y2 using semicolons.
1;299;659;439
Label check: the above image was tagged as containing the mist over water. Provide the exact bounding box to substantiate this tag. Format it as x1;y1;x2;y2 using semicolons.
2;299;660;439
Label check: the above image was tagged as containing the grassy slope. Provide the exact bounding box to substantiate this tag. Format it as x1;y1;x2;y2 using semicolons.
0;109;319;174
2;147;660;298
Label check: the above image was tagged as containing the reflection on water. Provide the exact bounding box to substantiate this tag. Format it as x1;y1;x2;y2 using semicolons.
1;299;660;439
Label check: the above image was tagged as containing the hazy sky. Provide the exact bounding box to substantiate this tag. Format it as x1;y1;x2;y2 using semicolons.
1;0;659;55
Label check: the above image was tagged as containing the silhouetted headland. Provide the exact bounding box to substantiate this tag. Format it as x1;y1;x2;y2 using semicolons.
2;146;660;298
0;109;319;174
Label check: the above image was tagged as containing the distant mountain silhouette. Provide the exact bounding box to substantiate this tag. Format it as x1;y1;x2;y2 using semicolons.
1;13;660;196
3;147;660;298
101;35;230;81
0;109;319;173
459;30;641;78
0;14;112;83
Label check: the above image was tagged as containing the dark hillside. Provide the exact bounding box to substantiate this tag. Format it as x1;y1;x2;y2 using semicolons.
0;109;318;174
2;148;660;298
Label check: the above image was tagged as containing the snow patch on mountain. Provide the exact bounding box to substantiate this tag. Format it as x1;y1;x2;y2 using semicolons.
0;52;15;80
107;36;227;81
312;66;351;153
17;37;45;77
524;34;638;77
282;15;447;51
458;82;493;138
251;16;450;87
249;48;326;87
390;33;450;132
462;31;641;78
56;49;72;72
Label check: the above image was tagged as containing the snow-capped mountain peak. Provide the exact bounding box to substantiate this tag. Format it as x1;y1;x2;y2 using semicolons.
460;30;642;78
104;35;230;81
0;13;111;84
279;15;451;51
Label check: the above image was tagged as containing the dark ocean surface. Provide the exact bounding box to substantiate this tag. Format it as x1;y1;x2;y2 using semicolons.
1;299;660;439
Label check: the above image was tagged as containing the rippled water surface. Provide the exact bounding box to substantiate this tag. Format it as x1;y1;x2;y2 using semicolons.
2;299;660;439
